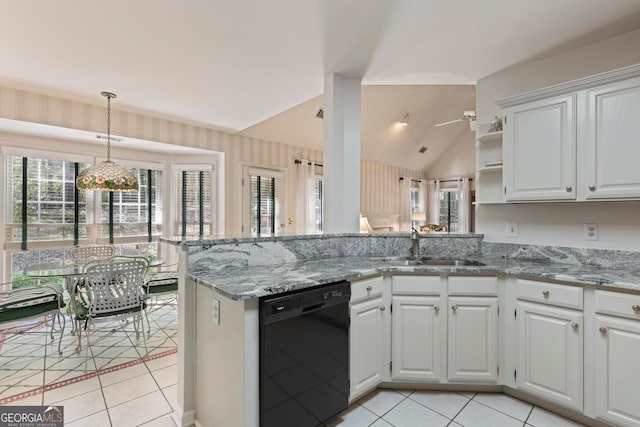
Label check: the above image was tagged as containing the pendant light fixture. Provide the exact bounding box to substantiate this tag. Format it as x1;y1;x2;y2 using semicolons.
76;91;138;192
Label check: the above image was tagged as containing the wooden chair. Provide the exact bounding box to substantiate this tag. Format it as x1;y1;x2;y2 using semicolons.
73;257;148;367
0;281;66;355
69;244;115;262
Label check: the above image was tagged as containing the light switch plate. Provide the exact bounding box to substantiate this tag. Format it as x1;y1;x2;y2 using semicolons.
506;222;518;237
585;223;599;241
212;298;220;325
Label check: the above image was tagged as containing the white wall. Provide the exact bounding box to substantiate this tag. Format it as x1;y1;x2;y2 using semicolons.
476;28;640;250
426;130;475;183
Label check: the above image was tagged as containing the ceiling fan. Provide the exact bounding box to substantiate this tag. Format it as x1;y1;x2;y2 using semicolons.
434;86;477;130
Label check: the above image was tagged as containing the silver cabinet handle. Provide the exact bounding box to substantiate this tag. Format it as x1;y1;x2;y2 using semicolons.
452;305;458;311
599;327;608;334
434;306;440;312
633;305;640;312
379;306;385;311
571;322;579;329
542;290;550;297
588;185;596;191
565;186;572;192
366;286;372;291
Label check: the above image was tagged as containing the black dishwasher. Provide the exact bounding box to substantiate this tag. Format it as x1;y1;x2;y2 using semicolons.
259;281;350;427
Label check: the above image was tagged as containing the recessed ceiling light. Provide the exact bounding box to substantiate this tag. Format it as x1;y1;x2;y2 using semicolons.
418;146;428;153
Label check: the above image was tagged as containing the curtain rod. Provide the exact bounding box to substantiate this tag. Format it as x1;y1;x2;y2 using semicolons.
399;177;473;183
398;177;423;183
294;159;324;167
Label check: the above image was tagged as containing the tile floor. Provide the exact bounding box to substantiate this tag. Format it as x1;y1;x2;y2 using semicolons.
0;302;587;427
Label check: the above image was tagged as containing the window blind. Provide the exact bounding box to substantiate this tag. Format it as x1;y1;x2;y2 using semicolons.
174;168;213;237
249;173;283;237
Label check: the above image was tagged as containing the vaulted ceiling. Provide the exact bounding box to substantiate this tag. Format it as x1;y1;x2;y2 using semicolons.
1;0;640;170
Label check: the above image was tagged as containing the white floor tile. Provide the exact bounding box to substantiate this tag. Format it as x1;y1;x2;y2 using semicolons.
326;403;379;427
43;376;101;403
527;407;586;427
383;398;450;427
162;384;177;410
474;392;533;422
108;390;172;427
50;388;106;423
146;353;177;372
138;413;177;427
65;409;112;427
458;391;476;399
357;389;406;416
5;391;43;406
98;362;148;387
409;390;470;418
454;401;522;427
370;418;393;426
394;388;414;396
151;364;177;389
102;372;159;408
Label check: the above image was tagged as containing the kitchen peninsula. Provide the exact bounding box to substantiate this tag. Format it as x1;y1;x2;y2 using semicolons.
165;233;640;427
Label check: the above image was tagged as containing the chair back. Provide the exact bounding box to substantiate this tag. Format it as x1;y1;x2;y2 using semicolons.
82;257;147;316
70;244;115;262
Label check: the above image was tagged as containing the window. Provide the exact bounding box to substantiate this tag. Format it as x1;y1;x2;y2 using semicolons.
174;167;214;237
243;167;284;237
311;177;323;233
438;189;459;232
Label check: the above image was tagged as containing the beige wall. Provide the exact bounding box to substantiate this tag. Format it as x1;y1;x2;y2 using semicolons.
476;28;640;250
426;130;475;184
0;86;426;236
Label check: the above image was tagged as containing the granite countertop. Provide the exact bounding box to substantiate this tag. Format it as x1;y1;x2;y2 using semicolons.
188;256;640;300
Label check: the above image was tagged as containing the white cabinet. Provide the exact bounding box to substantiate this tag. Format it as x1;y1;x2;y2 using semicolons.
584;76;640;199
475;131;504;204
593;290;640;426
448;296;498;382
349;276;389;401
503;95;576;201
516;300;583;411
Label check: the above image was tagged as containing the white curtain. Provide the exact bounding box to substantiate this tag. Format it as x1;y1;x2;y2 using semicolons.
427;180;440;225
399;177;411;231
458;178;471;233
295;161;315;233
417;180;426;213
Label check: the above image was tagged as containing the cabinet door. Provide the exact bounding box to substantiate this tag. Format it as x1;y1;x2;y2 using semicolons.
516;301;583;411
585;77;640;199
349;296;387;400
391;295;444;382
448;297;498;383
594;315;640;426
503;95;576;201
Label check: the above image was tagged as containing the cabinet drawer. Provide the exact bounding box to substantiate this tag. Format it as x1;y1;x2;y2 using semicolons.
351;276;383;303
595;290;640;320
393;275;442;295
448;276;498;296
516;278;583;309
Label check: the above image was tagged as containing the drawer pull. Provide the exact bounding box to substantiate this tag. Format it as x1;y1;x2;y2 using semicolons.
452;305;458;312
542;290;550;297
588;185;596;191
379;306;385;312
366;286;372;291
565;186;572;192
599;327;608;334
434;306;440;312
633;305;640;312
571;322;579;329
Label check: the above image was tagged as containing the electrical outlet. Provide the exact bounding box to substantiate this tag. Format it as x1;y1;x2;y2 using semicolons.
506;222;518;237
585;223;599;241
212;298;220;325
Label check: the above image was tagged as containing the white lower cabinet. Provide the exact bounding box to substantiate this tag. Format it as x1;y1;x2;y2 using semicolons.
448;296;498;382
516;300;583;411
391;294;444;381
349;276;388;401
593;289;640;426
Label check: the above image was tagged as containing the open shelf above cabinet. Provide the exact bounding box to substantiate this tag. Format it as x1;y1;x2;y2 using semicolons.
476;131;503;143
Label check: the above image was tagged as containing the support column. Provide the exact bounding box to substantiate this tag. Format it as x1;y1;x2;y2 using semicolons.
323;73;361;233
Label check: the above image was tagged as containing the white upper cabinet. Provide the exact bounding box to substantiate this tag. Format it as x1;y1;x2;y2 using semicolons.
496;63;640;202
503;95;576;201
584;76;640;199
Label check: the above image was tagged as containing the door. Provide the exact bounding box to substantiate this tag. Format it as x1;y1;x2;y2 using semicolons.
503;95;576;201
594;315;640;426
448;296;498;382
584;76;640;199
242;166;285;237
349;296;387;401
516;300;583;411
391;295;444;382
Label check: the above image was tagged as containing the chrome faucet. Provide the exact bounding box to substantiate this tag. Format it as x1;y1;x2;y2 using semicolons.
410;227;420;258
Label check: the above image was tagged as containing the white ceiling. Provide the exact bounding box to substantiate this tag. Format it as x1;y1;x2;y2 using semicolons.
2;0;640;169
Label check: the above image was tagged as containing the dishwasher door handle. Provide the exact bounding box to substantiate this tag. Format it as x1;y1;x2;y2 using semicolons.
302;303;325;314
